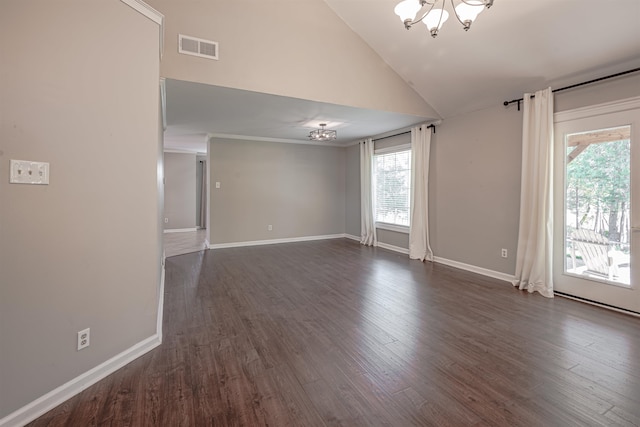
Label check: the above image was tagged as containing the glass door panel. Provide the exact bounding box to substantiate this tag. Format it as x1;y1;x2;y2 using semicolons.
564;125;631;286
554;104;639;313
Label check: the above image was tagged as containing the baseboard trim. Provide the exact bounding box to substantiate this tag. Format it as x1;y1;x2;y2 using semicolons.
433;256;514;283
0;335;161;427
206;236;513;285
376;241;409;255
208;234;346;249
163;228;198;234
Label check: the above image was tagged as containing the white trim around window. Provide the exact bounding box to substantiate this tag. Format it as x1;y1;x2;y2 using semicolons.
376;222;410;234
374;143;411;155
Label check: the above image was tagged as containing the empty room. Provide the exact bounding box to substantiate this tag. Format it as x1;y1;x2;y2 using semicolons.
1;0;640;426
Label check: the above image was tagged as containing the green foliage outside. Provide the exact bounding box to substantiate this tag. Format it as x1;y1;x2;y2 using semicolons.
565;137;631;252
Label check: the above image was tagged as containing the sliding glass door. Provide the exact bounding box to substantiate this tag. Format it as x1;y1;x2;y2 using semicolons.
553;100;640;312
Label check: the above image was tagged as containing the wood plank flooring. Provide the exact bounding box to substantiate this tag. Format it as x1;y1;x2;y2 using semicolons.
164;229;207;258
28;239;640;426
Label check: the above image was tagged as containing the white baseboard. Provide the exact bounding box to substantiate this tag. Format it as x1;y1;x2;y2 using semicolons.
208;233;346;249
433;256;514;283
207;235;513;285
0;335;161;427
0;236;513;427
375;241;409;255
163;227;198;234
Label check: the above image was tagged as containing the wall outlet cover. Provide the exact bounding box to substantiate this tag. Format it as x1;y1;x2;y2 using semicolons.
10;159;50;184
77;328;90;351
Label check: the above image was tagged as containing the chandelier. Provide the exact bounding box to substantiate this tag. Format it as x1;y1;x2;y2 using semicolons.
394;0;493;38
308;123;337;141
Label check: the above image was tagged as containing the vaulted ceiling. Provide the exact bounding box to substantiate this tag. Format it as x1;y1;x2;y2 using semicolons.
324;0;640;118
164;0;640;152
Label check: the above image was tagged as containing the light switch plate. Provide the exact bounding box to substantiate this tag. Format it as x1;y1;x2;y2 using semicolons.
10;159;49;184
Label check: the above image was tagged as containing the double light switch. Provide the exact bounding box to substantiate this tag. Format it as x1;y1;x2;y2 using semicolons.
10;159;50;185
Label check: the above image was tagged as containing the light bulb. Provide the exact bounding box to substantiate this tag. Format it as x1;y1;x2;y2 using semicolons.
394;0;421;23
423;9;449;36
455;0;485;28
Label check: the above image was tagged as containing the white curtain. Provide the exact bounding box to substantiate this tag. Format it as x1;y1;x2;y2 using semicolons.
360;138;377;246
409;125;433;261
513;87;554;298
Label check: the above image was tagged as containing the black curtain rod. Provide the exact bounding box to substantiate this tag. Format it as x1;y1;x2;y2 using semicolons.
373;131;410;142
503;67;640;111
371;124;436;143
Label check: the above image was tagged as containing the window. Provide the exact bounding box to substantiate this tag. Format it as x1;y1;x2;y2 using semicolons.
374;148;411;228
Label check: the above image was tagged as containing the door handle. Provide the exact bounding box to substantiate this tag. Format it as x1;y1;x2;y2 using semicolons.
633;227;640;232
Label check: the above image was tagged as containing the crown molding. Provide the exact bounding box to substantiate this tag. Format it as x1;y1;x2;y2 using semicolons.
207;133;347;148
120;0;164;58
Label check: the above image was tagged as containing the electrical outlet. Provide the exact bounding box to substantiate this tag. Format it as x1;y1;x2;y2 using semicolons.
268;225;273;231
164;218;169;223
77;328;90;351
501;248;508;258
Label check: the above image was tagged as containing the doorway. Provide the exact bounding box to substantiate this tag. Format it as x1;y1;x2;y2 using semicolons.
553;99;640;312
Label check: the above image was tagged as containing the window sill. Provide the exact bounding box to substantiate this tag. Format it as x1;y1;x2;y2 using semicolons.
376;222;410;234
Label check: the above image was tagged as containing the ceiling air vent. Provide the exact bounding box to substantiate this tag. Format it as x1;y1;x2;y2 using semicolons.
178;34;218;60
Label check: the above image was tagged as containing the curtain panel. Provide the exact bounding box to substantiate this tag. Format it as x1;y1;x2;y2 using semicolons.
513;87;554;298
409;125;434;261
360;139;377;246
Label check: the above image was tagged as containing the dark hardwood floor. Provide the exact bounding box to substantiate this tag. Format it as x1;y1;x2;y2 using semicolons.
29;239;640;426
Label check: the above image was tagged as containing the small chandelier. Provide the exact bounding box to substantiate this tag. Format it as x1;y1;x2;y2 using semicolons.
308;123;337;141
394;0;493;38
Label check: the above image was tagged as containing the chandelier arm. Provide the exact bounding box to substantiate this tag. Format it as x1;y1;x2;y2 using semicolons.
449;0;468;27
407;0;439;27
459;0;492;5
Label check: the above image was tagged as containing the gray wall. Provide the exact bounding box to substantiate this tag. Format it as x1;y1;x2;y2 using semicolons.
377;229;410;249
343;72;640;275
554;72;640;112
145;0;437;118
164;152;197;229
0;1;160;418
431;72;640;274
208;139;346;245
430;105;522;272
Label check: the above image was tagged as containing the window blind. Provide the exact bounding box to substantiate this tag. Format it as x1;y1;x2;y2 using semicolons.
374;149;411;227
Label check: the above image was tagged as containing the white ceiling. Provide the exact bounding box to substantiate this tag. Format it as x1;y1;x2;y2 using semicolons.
325;0;640;118
164;0;640;153
163;79;432;152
